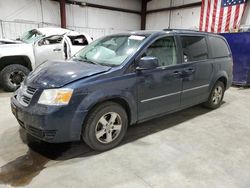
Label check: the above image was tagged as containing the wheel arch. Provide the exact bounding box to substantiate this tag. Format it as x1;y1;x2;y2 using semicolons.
210;71;229;91
0;55;32;72
85;97;132;125
79;96;133;141
217;76;227;88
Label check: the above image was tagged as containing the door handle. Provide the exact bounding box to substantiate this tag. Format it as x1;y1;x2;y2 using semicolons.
188;68;195;73
172;71;182;77
53;48;62;52
183;68;195;74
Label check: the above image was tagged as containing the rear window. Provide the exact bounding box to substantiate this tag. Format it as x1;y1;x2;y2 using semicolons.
209;36;230;58
180;36;208;62
69;35;89;46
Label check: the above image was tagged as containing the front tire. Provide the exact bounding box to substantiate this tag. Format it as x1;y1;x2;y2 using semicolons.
82;102;128;151
204;81;225;109
0;64;30;92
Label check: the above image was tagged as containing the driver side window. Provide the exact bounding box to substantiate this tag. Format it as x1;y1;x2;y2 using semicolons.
39;35;63;46
145;36;177;67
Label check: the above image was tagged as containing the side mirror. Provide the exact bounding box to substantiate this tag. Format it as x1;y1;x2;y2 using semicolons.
136;56;159;71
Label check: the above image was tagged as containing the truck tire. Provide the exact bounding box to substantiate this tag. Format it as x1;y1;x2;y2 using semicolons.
82;102;128;151
0;64;30;92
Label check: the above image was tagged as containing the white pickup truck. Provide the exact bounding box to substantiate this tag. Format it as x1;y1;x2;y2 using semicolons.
0;27;92;91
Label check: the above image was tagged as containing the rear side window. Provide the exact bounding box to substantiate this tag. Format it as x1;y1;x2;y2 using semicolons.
69;35;89;46
209;36;230;58
180;36;208;62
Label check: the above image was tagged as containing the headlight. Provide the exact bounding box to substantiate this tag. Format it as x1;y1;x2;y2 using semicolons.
38;88;73;106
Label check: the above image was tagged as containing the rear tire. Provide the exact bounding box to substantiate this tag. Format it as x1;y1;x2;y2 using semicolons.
204;81;225;109
82;102;128;151
0;64;30;92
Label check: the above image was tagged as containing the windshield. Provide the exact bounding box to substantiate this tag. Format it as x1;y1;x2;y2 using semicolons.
73;35;146;67
20;29;43;43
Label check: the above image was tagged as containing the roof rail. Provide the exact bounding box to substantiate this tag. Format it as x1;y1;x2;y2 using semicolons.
163;28;200;32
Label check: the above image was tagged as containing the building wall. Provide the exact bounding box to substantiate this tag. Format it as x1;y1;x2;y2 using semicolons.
0;0;141;39
2;0;250;39
146;0;250;30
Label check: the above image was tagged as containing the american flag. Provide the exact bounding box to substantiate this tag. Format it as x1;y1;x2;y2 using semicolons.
199;0;248;33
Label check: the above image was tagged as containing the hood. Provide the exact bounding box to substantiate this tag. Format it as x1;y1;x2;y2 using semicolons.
0;43;33;57
0;39;22;45
0;43;32;57
26;60;111;88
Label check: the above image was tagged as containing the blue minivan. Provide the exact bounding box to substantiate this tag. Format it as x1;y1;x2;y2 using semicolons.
11;30;233;151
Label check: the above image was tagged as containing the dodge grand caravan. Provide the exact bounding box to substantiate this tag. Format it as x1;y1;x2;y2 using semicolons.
11;30;233;151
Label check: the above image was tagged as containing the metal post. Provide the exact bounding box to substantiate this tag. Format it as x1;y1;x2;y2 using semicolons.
141;0;147;30
60;0;66;28
168;0;173;29
0;20;4;38
40;0;44;27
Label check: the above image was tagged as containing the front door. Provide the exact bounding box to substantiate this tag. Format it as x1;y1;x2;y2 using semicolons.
34;35;66;65
137;36;183;121
179;35;213;107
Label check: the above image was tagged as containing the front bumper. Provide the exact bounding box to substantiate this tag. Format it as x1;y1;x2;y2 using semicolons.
11;95;87;143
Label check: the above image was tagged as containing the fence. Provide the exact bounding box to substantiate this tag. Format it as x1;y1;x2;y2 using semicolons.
0;20;128;40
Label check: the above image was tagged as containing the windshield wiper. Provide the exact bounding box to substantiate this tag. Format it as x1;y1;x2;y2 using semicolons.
74;57;99;65
84;59;99;65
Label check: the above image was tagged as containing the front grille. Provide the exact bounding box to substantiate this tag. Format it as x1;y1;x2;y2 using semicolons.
22;96;31;104
43;130;57;140
18;121;57;140
17;85;37;107
26;86;37;95
27;125;56;140
28;125;44;138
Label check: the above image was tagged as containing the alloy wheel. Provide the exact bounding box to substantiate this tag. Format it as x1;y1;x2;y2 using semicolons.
95;112;122;144
212;85;223;105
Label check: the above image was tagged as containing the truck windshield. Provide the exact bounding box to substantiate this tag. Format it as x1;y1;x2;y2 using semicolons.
20;29;43;43
73;35;146;67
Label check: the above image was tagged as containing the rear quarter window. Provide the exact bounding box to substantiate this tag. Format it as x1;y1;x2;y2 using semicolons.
209;36;230;58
